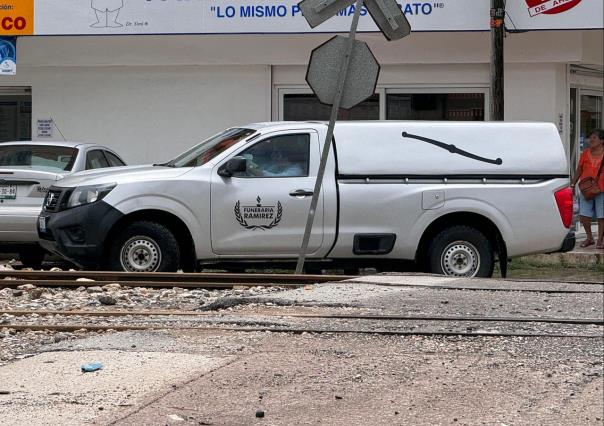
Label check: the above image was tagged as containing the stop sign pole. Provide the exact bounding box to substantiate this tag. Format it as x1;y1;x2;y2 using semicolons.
295;0;365;274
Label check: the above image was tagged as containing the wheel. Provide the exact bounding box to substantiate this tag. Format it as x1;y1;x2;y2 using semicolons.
19;247;46;269
107;221;180;272
427;226;494;278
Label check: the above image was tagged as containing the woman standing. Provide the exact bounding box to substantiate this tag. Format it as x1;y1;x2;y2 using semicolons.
571;129;604;249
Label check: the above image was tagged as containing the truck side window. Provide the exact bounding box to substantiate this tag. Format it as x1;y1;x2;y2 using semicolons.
86;150;110;170
104;151;126;167
235;134;310;178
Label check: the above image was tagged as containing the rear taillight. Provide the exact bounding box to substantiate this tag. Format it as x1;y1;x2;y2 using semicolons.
554;187;573;229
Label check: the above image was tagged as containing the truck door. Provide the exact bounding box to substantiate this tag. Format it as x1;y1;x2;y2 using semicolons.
210;130;324;256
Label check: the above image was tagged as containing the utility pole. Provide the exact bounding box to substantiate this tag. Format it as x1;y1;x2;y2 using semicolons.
490;0;505;121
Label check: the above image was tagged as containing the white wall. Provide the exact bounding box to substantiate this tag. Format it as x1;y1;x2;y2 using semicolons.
5;65;271;164
16;31;595;67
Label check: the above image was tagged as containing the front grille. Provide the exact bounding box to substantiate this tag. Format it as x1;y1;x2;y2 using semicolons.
43;188;64;212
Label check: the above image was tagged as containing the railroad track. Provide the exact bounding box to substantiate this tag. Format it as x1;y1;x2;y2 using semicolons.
3;323;600;339
1;270;602;293
2;309;602;325
2;309;602;339
0;270;352;289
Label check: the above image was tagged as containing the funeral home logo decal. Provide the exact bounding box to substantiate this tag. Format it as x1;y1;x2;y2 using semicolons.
234;196;283;230
525;0;582;17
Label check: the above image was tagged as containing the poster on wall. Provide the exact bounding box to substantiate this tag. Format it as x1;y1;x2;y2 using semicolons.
36;118;54;139
33;0;490;35
0;0;34;36
0;37;17;76
14;0;604;36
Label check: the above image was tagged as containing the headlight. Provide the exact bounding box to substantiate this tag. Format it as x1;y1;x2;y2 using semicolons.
67;183;116;208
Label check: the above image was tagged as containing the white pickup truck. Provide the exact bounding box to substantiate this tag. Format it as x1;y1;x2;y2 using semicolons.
38;121;574;277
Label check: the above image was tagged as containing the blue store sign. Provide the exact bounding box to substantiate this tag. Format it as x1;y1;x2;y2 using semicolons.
0;37;17;76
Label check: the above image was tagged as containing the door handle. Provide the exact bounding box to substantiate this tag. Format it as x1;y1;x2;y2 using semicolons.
289;189;314;197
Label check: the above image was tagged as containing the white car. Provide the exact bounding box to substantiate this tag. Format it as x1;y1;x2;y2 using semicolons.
0;142;126;267
38;122;574;276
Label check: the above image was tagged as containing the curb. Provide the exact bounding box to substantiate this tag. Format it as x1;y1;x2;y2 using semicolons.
519;251;603;268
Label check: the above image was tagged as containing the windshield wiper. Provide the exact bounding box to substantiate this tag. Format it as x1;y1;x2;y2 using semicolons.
402;132;503;165
153;162;176;167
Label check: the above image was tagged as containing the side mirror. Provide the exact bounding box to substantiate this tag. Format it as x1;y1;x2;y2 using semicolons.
218;156;247;177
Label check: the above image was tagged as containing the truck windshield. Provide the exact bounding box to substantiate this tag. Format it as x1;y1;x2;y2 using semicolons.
165;128;256;168
0;145;78;172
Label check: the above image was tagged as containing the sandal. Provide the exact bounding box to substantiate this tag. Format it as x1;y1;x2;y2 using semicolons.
580;240;595;248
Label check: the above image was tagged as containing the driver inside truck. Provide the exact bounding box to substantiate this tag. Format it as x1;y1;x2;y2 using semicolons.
262;146;304;177
245;135;309;177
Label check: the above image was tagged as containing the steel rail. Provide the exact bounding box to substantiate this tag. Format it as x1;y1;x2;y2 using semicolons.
347;281;603;294
2;309;602;325
0;280;313;290
502;278;604;286
1;323;601;339
1;276;601;294
0;270;352;283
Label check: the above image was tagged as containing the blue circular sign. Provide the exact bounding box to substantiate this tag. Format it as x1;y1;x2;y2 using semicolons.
0;40;16;62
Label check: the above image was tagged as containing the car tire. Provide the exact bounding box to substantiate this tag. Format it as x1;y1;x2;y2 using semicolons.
427;226;494;278
19;247;46;269
108;221;180;272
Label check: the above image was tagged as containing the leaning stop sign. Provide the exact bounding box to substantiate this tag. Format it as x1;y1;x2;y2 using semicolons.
295;0;411;274
306;36;380;110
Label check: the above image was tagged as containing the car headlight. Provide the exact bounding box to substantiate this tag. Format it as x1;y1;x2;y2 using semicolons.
67;183;116;208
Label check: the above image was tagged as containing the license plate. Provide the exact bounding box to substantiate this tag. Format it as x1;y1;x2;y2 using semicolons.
38;216;47;232
0;185;16;200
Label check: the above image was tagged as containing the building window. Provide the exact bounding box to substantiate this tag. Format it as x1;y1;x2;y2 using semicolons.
283;94;379;121
387;93;485;121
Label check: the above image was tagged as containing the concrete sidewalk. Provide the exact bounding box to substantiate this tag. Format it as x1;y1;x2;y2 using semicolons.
521;235;603;268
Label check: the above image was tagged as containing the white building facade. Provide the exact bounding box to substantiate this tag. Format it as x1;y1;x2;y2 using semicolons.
1;0;602;170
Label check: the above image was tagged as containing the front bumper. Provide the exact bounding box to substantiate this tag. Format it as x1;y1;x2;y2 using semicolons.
557;231;576;253
38;201;123;269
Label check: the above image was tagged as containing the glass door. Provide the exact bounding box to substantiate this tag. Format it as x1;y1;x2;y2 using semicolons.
579;92;603;150
571;88;603;173
570;88;603;233
0;87;32;142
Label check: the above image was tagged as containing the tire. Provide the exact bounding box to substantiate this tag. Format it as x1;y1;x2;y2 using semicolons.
19;247;46;269
107;221;180;272
427;226;494;278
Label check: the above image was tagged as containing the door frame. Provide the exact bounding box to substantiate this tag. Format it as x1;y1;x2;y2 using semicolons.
569;87;604;173
209;128;327;257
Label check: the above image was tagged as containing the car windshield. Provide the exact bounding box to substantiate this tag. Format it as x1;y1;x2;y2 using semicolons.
0;145;78;172
165;128;256;168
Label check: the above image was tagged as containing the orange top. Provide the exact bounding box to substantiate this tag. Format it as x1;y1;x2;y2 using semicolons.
579;149;604;191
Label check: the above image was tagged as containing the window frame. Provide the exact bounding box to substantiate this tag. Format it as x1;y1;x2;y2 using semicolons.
229;132;312;179
103;150;126;167
276;86;489;121
85;149;110;170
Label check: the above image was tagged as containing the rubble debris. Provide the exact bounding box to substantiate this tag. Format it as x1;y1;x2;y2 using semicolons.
167;414;185;423
98;295;118;306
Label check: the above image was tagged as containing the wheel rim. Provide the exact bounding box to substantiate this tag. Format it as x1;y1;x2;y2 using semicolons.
440;240;480;277
120;236;162;272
